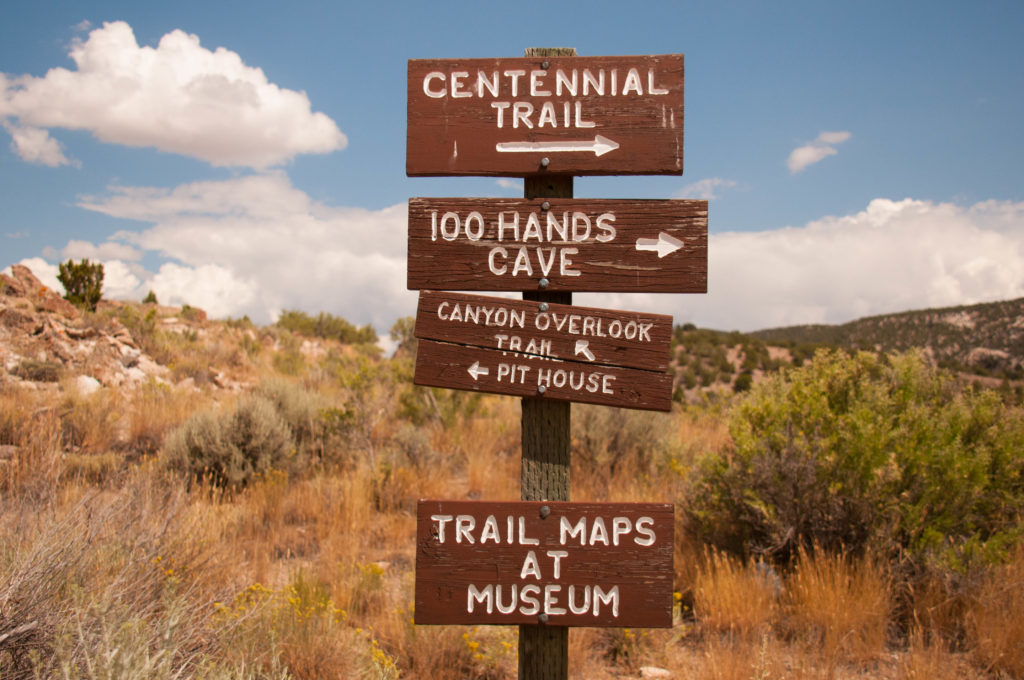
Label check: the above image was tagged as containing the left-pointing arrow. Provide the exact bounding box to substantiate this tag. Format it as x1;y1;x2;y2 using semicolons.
495;135;620;157
467;361;489;381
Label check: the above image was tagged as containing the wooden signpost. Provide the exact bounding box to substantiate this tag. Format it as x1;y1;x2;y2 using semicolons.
415;500;674;627
407;54;685;177
405;46;699;679
413;291;674;411
408;198;708;293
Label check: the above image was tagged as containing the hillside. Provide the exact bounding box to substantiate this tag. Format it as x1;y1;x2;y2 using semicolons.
749;298;1024;380
3;263;1024;678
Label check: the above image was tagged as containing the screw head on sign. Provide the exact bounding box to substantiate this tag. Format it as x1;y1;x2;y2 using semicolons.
538;613;549;624
540;505;551;519
538;385;547;395
540;157;550;168
539;302;549;312
541;201;551;211
538;278;549;289
541;61;550;70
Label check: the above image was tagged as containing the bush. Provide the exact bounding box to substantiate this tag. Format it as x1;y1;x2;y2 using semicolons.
162;396;296;488
276;309;377;345
687;349;1024;570
57;258;104;312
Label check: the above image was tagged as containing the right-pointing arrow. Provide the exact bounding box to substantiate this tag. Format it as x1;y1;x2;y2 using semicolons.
467;361;489;381
635;232;685;258
495;135;620;157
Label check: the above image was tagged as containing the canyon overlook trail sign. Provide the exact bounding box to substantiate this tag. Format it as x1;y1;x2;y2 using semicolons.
413;291;674;411
407;54;684;176
415;500;674;627
407;198;707;293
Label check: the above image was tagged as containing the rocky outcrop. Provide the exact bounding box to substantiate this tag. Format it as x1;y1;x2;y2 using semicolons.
1;265;169;390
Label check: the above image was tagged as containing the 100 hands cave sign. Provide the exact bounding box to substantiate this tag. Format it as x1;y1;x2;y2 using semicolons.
415;501;674;627
407;54;685;176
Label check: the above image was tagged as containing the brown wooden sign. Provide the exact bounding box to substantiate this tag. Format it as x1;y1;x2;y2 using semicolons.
415;290;673;372
407;197;707;293
407;54;684;176
413;291;674;411
415;500;674;627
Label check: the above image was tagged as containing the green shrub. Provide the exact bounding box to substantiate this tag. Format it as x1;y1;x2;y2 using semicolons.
276;309;377;345
687;349;1024;570
13;359;62;382
162;396;296;488
57;258;104;312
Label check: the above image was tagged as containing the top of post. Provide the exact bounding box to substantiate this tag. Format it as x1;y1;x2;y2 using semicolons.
524;47;578;57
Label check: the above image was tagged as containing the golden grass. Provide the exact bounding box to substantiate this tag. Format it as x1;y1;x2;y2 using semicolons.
2;318;1019;679
694;549;780;640
967;546;1024;677
785;546;890;664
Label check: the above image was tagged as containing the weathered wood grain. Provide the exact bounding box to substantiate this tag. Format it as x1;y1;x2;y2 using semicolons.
414;338;673;411
414;290;674;373
407;197;707;293
415;500;674;627
407;54;684;177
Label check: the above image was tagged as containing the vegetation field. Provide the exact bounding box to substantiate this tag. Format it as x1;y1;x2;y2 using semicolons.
2;296;1023;679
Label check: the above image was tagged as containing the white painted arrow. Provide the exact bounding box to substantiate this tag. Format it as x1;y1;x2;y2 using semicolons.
574;340;596;362
495;135;620;157
635;232;685;258
467;361;490;381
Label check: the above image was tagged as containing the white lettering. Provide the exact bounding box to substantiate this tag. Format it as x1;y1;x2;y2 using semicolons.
423;72;446;98
634;516;656;546
456;515;476;544
467;584;493;613
520;550;542;579
450;71;472;98
431;514;453;543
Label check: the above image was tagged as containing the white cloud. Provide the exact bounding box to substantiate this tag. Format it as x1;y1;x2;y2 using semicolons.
34;182;1024;337
76;173;412;329
677;177;737;200
496;179;523;192
60;239;142;262
2;120;75;167
0;21;346;168
11;257;62;292
580;198;1024;331
788;130;851;173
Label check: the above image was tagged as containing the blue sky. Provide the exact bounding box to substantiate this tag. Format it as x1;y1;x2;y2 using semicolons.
2;0;1023;334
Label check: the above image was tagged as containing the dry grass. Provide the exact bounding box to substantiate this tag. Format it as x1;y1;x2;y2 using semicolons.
967;546;1024;677
785;547;891;664
2;312;1021;679
693;549;780;640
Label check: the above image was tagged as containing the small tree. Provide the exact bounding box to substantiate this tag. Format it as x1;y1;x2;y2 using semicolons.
57;258;104;312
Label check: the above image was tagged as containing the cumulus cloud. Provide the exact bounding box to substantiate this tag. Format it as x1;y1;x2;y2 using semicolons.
2;120;75;167
25;182;1024;337
0;21;346;168
677;177;737;200
8;257;62;292
580;198;1024;331
788;130;851;173
75;172;411;329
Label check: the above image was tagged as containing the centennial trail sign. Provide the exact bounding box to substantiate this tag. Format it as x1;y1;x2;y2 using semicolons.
407;54;685;176
407;198;707;293
415;501;674;627
406;47;699;679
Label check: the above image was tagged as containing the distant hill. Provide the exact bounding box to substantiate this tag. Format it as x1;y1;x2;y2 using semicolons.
749;298;1024;381
668;297;1024;403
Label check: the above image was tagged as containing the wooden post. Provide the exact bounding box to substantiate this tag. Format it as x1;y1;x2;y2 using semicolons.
518;44;574;680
